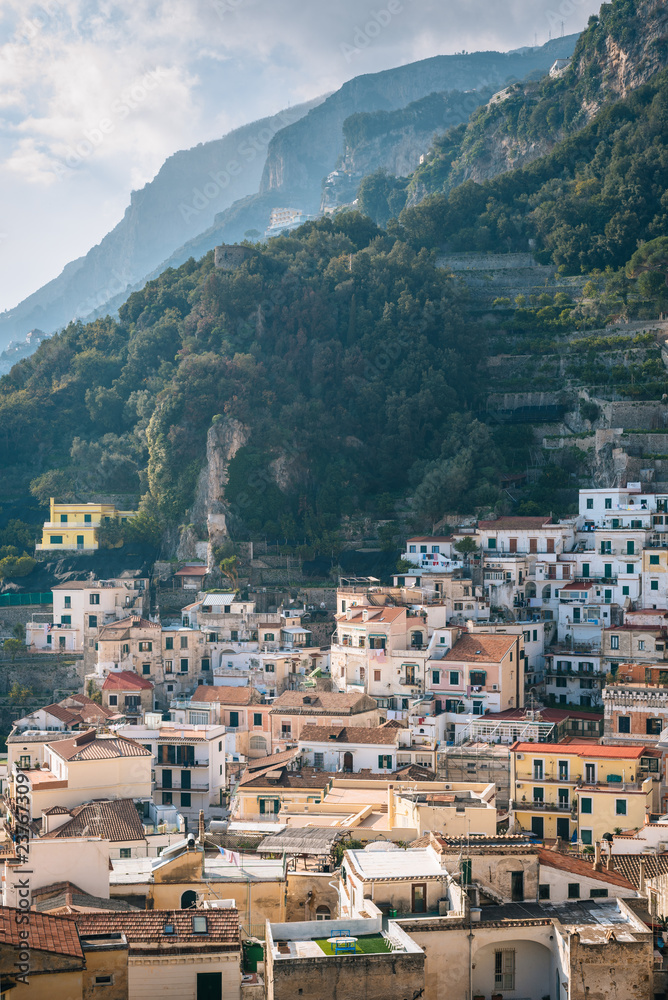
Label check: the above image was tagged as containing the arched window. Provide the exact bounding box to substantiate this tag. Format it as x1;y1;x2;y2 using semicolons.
316;905;331;920
181;890;197;909
250;735;267;751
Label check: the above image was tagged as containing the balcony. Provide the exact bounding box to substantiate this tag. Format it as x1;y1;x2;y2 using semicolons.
511;799;571;811
154;782;209;792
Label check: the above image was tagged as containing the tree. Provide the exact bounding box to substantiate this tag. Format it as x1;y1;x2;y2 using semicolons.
29;470;75;507
454;537;479;564
626;237;668;287
12;622;25;640
219;555;239;592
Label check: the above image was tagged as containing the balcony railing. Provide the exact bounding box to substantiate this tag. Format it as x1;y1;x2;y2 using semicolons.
512;799;571;811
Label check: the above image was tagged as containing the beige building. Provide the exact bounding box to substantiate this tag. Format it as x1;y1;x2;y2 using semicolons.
74;907;241;1000
5;729;152;832
170;684;273;757
269;690;383;749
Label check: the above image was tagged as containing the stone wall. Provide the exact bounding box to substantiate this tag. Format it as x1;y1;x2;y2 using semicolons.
214;244;255;270
569;930;653;1000
268;951;424;1000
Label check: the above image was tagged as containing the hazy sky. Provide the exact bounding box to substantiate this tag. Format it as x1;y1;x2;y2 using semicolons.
0;0;601;313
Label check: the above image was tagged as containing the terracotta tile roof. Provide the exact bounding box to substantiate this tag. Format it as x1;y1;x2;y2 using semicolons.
0;906;83;959
444;633;517;663
73;908;239;945
582;853;668;887
190;684;263;705
43;805;71;815
407;536;454;543
478;517;553;529
98;614;159;630
298;724;400;746
42;799;146;843
510;741;654;759
484;707;603;722
335;607;407;625
102;670;153;691
40;703;81;724
538;849;636;889
175;565;208;577
245;748;302;771
393;764;436;780
270;691;378;714
49;729;152;762
561;581;596;591
238;765;332;790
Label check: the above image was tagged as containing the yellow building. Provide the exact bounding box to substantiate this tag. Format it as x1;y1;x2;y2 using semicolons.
37;498;138;552
510;741;660;844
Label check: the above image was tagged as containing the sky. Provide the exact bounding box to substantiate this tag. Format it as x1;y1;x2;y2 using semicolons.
0;0;602;313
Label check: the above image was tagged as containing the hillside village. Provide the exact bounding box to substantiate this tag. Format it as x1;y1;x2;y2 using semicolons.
5;488;668;998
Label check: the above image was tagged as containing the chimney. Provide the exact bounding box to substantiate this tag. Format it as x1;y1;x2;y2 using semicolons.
594;841;602;871
198;809;205;845
606;851;615;871
387;783;395;829
346;609;353;620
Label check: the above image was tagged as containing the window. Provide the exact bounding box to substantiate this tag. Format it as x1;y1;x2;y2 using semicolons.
432;669;440;684
494;950;515;991
590;888;608;898
60;514;68;522
586;498;594;509
50;535;63;544
374;670;381;682
180;658;189;673
568;883;580;898
88;614;97;628
533;787;544;803
533;760;544;780
264;632;275;642
253;713;262;726
84;514;92;524
61;615;71;625
605;498;612;509
618;716;631;733
610;635;619;650
165;660;173;673
647;718;663;735
181;792;191;808
651;580;659;591
556;677;567;688
488;538;497;549
420;545;427;553
108;695;118;707
651;554;661;565
378;754;393;769
581;797;592;814
615;799;627;816
201;657;210;671
558;760;569;780
95;975;114;985
181;636;188;649
162;792;172;805
229;711;239;728
622;586;629;596
64;595;71;608
449;671;459;685
138;641;152;652
539;883;550;899
642;756;660;772
142;663;150;675
409;545;416;553
580;829;592;845
165;637;174;650
18;755;30;769
582;563;590;578
472;701;483;715
281;722;291;737
316;905;331;920
119;848;131;859
90;593;100;605
122;643;129;654
192;916;208;933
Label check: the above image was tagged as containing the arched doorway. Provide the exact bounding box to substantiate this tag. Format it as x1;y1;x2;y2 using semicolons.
343;751;353;772
181;890;197;909
525;582;536;600
316;905;331;920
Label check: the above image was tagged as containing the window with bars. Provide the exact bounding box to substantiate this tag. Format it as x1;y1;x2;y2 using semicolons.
494;950;515;990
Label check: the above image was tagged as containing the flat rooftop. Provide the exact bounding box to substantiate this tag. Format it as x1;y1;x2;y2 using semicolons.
479;899;649;942
346;847;444;880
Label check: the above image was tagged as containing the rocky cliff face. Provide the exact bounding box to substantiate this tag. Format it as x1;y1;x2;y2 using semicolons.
259;36;579;210
409;0;668;198
187;416;251;569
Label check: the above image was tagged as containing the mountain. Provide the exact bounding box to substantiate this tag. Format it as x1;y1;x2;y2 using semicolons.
0;35;577;351
404;0;668;201
0;100;323;351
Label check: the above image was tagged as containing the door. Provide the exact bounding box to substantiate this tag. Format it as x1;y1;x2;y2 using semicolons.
585;763;596;783
412;883;427;913
511;871;524;901
77;534;84;549
529;538;537;553
557;817;570;840
531;816;544;839
509;538;517;553
181;890;197;909
343;751;353;772
627;540;635;555
197;973;222;1000
180;770;191;790
229;711;239;728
